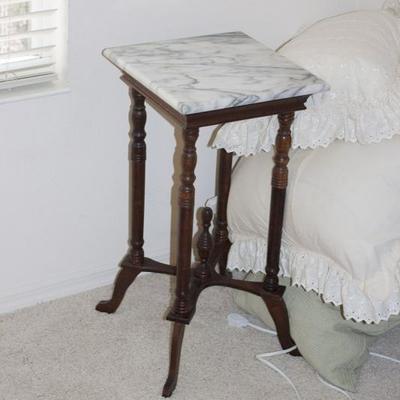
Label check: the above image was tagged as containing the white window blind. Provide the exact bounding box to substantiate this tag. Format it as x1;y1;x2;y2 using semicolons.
0;0;66;90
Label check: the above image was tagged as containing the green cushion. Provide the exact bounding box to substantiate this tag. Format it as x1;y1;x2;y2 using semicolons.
233;272;400;392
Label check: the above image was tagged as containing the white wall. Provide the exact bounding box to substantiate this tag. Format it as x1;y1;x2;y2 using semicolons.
0;0;362;313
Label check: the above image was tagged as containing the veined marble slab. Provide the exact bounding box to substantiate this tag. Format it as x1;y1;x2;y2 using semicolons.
103;32;328;115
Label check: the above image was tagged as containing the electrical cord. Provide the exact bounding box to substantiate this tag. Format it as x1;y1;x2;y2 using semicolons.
256;346;302;400
227;313;277;335
227;313;400;400
370;352;400;364
204;195;218;211
228;313;302;399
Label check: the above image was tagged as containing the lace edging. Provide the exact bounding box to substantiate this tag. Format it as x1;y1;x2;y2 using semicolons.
212;75;400;156
227;236;400;323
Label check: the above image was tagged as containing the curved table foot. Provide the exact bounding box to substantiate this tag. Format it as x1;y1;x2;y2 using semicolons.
162;376;177;398
96;267;140;314
162;322;185;397
261;291;301;357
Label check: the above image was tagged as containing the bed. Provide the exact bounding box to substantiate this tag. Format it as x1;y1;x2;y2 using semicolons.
213;0;400;392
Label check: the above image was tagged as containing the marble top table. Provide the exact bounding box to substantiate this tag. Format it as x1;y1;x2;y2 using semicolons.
97;32;329;398
103;31;328;115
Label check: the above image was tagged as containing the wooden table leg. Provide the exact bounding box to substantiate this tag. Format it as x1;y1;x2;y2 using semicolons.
215;149;233;275
194;207;214;281
262;112;300;355
96;89;147;314
163;127;199;396
162;322;186;398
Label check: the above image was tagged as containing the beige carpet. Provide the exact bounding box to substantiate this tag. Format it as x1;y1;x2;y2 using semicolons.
1;273;399;400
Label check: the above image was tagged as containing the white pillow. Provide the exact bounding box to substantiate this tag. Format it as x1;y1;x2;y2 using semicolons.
227;137;400;323
213;8;400;155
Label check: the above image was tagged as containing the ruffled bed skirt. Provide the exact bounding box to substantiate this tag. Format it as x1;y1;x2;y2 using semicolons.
227;236;400;324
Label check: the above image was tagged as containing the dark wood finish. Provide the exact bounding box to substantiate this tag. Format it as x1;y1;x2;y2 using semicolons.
194;207;214;281
214;149;233;275
261;111;299;355
162;128;202;400
185;99;306;128
95;257;176;313
162;323;186;398
96;268;140;313
96;89;149;314
128;89;147;267
167;127;199;322
261;294;301;356
99;73;311;396
264;112;294;293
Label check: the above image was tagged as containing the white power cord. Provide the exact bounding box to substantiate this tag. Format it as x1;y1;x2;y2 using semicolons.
204;195;218;212
370;351;400;364
256;347;302;400
228;313;301;400
227;313;277;335
227;312;400;400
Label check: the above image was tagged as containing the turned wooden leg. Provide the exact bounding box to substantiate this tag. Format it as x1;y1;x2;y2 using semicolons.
162;323;186;397
194;207;213;281
96;89;147;314
164;127;199;396
262;112;299;355
168;126;199;321
215;149;233;275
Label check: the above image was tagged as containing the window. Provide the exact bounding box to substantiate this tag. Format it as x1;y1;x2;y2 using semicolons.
0;0;67;91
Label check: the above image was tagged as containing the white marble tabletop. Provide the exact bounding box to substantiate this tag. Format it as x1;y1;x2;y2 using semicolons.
103;32;328;115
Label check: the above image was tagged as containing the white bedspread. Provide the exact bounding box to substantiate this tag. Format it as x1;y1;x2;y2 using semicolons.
227;137;400;323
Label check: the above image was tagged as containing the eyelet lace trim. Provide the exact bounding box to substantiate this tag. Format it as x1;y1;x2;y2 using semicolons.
227;236;400;324
213;72;400;156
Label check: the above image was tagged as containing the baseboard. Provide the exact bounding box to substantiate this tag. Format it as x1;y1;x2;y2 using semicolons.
0;251;170;315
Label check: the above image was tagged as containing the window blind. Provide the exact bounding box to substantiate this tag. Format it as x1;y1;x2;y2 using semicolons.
0;0;63;90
